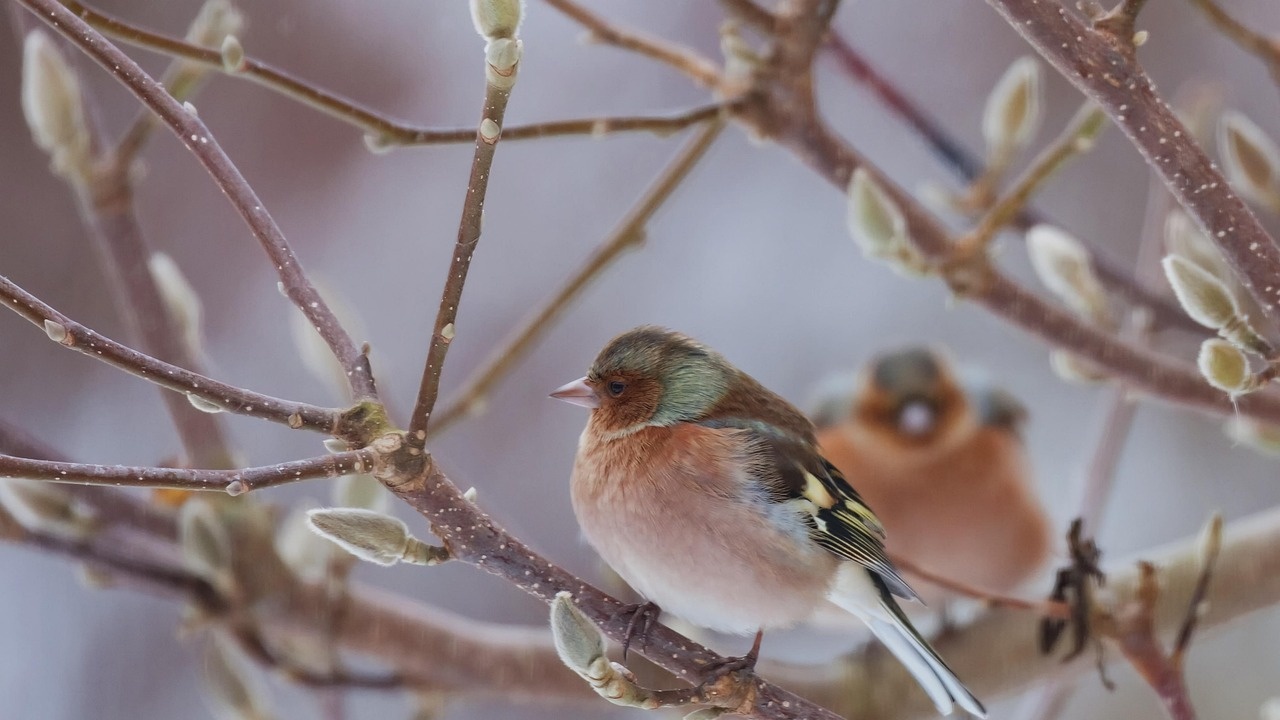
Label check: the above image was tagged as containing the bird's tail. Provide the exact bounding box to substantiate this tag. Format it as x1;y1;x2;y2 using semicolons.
828;565;987;718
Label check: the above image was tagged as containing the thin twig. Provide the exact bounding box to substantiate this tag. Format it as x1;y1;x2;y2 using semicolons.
20;0;377;400
65;1;727;148
987;0;1280;321
407;40;519;441
428;118;727;438
0;273;338;433
1185;0;1280;80
957;104;1106;255
890;554;1072;619
822;31;1201;334
0;450;373;495
541;0;723;89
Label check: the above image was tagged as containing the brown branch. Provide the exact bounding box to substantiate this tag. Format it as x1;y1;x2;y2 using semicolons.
822;32;1202;334
0;450;373;495
890;553;1071;619
1105;563;1199;720
407;40;519;441
541;0;723;89
1186;0;1280;80
73;137;235;469
20;0;377;400
986;0;1280;321
428;118;727;438
0;273;339;433
65;1;725;148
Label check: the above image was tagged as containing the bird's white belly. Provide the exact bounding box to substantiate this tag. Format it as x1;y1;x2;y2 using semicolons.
572;450;838;635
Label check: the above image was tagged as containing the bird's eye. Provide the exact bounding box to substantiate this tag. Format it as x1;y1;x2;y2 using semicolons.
607;380;627;397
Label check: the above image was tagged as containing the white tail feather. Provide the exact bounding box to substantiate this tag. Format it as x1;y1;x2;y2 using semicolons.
828;564;987;718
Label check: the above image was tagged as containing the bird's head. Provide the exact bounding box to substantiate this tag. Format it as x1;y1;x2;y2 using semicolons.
854;347;974;451
550;326;731;436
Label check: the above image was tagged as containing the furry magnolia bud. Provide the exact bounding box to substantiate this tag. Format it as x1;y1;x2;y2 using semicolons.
1224;418;1280;456
306;508;448;566
179;500;234;590
1163;255;1239;330
550;592;606;677
470;0;524;40
844;167;926;274
982;56;1043;162
1027;225;1107;321
0;479;96;541
203;635;271;720
1219;110;1280;211
21;31;91;180
1197;338;1253;396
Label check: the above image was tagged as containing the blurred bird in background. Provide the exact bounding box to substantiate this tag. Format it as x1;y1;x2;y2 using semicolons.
552;327;986;717
812;347;1054;603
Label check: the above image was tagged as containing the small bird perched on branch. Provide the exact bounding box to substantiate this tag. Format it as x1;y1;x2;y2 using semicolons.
813;348;1052;602
551;326;986;717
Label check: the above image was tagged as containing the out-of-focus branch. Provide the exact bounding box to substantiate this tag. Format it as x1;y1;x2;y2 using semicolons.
10;468;1280;720
1185;0;1280;81
19;0;377;401
407;25;521;441
819;32;1201;334
890;554;1070;619
0;450;372;495
0;274;339;433
64;1;727;149
986;0;1280;321
541;0;723;88
428;118;727;438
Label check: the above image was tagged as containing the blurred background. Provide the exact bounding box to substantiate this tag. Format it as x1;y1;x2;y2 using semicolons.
2;0;1279;717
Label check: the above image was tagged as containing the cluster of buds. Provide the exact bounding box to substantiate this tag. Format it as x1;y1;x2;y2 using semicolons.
1162;254;1275;398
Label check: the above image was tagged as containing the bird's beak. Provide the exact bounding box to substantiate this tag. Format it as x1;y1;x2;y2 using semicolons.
550;377;599;409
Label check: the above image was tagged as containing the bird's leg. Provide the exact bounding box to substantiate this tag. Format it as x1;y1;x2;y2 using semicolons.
699;629;764;681
612;601;662;661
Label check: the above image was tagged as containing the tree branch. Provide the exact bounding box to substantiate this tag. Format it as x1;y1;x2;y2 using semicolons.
0;450;372;495
407;33;520;441
64;1;726;149
1185;0;1280;81
541;0;723;89
0;273;339;433
18;0;377;400
428;117;727;438
986;0;1280;320
821;33;1201;333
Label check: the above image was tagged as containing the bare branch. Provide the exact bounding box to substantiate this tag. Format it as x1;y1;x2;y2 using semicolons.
65;1;726;149
541;0;723;88
408;34;520;441
889;554;1071;619
0;273;339;433
1185;0;1280;80
18;0;377;400
428;118;727;437
822;32;1202;333
0;450;373;495
986;0;1280;320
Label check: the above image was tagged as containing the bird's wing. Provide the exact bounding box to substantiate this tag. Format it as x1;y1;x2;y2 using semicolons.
698;418;919;601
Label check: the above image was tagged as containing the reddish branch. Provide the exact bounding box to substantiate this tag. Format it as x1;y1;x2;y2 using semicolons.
0;450;373;494
15;0;377;400
0;274;339;433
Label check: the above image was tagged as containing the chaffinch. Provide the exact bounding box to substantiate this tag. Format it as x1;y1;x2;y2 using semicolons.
814;348;1052;601
552;326;985;717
